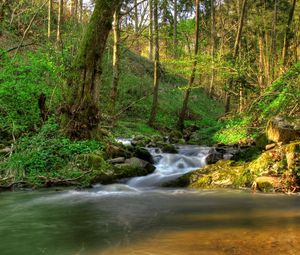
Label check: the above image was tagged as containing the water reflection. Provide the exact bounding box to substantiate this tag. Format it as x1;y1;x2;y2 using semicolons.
0;189;300;255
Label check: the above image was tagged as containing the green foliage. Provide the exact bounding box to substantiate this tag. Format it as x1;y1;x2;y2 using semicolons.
254;62;300;120
214;117;253;144
214;62;300;144
0;118;104;183
0;50;63;138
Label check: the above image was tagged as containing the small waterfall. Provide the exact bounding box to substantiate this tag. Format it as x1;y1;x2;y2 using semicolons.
127;145;210;187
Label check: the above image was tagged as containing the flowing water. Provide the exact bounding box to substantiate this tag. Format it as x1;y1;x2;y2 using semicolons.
1;143;300;255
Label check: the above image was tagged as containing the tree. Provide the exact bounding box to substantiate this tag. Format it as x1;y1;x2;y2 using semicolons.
224;0;247;113
61;0;122;139
173;0;178;58
177;0;200;131
209;0;216;96
56;0;63;44
148;0;160;126
111;4;122;116
149;0;153;60
282;0;297;67
48;0;52;39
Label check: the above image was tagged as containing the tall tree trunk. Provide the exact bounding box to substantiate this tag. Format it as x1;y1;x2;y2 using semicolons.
282;0;297;67
47;0;52;39
177;0;200;131
271;0;277;81
56;0;63;44
74;0;78;20
62;0;122;139
258;32;265;88
111;6;121;116
149;0;153;60
134;0;138;33
173;0;178;58
70;0;75;17
79;0;83;23
209;0;216;96
148;0;160;126
224;0;247;114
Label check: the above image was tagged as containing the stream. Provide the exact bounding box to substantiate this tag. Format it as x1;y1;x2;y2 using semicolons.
1;143;300;255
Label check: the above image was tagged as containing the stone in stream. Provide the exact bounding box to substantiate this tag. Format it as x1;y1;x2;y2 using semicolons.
114;157;156;179
205;149;224;165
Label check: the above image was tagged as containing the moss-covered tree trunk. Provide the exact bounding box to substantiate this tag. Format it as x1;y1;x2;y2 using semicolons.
62;0;122;139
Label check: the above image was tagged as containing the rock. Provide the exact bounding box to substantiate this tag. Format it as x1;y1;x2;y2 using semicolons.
169;130;183;143
255;176;281;192
131;147;154;164
161;144;178;153
77;153;107;169
114;157;155;179
266;117;300;144
265;143;276;151
132;135;151;147
124;157;155;173
107;157;126;164
105;144;131;159
285;141;300;171
205;149;224;165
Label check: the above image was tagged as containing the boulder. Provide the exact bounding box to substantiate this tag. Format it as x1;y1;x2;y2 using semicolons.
266;117;299;144
131;147;154;164
254;176;281;192
114;157;155;178
205;149;224;165
105;144;131;159
161;144;178;153
285;141;300;171
107;157;126;164
125;157;155;173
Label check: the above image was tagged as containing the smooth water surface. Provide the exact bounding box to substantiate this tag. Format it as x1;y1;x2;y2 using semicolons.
1;188;300;255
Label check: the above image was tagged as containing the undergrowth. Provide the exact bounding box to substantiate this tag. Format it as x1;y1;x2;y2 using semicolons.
0;118;104;185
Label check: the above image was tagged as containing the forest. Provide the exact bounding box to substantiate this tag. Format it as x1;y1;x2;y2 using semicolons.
0;0;299;191
0;0;300;254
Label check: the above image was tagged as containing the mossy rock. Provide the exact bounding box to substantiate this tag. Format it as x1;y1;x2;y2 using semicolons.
255;176;280;192
266;117;300;144
77;153;107;170
161;144;178;153
169;130;183;143
113;157;155;179
285;141;300;172
130;147;154;163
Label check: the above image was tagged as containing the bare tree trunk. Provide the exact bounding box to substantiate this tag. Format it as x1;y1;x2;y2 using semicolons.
225;0;247;114
258;32;265;88
148;0;160;126
177;0;200;131
271;0;277;81
282;0;297;67
134;0;138;33
173;0;178;58
56;0;63;44
111;6;121;116
79;0;83;22
47;0;52;39
74;0;78;20
149;0;153;60
209;0;216;96
62;0;122;139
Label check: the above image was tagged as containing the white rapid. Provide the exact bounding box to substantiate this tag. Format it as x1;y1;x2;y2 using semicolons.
127;145;210;187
